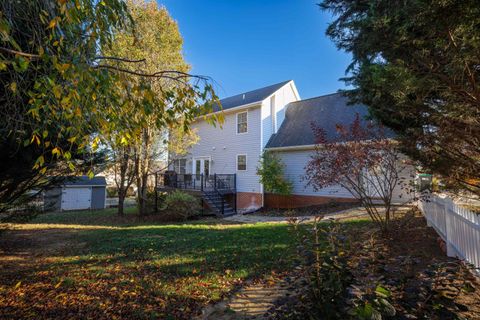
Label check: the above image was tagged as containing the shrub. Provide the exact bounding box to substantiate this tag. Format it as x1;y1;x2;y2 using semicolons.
107;186;136;198
288;217;352;319
161;191;201;221
257;151;293;195
353;285;396;319
106;187;118;197
1;202;43;223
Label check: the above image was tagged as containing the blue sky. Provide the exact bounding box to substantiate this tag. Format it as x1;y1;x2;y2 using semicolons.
158;0;352;100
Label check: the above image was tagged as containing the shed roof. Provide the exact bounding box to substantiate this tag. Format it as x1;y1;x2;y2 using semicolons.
266;92;392;149
62;176;107;187
213;80;291;112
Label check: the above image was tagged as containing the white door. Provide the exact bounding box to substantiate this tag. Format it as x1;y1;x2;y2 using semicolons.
193;157;210;176
61;187;92;211
193;157;211;189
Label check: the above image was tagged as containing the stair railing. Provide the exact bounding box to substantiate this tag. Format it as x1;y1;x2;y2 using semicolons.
214;174;224;215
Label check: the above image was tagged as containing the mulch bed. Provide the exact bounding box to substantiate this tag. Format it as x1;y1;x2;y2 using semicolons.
257;201;360;217
266;210;480;319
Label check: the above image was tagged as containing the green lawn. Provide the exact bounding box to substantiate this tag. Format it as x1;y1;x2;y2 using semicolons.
0;209;298;319
0;209;370;319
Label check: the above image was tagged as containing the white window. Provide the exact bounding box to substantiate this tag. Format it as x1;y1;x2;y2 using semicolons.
237;154;247;171
237;111;248;134
174;159;186;174
270;95;276;133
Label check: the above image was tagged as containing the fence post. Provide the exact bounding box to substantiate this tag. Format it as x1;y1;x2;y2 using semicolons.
201;174;203;192
443;197;456;258
154;173;158;213
423;195;431;227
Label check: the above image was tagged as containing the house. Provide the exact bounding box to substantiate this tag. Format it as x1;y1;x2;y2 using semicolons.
166;80;414;214
44;176;107;211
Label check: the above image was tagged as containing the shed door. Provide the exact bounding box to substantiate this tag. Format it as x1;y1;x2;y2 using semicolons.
61;187;92;211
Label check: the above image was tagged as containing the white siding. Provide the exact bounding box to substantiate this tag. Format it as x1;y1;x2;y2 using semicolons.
277;150;416;202
276;150;353;198
363;154;416;204
182;106;263;193
261;82;299;148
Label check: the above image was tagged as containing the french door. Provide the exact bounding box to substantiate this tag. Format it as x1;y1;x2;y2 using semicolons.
193;157;210;176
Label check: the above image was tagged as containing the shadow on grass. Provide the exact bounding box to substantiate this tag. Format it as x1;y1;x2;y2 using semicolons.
0;218;372;319
2;219;371;281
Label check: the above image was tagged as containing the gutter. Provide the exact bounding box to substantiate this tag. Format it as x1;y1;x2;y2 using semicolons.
62;185;107;187
265;144;316;152
265;138;397;152
197;101;262;120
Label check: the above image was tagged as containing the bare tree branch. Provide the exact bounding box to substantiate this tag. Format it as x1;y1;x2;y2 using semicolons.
0;46;40;59
94;56;147;63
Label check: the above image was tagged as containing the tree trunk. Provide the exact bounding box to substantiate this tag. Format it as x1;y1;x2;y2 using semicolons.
135;128;152;217
118;189;125;216
137;172;149;216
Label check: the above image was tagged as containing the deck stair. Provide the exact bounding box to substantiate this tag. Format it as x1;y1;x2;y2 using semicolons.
155;173;237;217
202;190;236;217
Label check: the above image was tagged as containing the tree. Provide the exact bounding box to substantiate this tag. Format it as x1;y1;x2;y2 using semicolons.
106;0;214;216
0;0;216;212
0;0;129;212
256;151;292;195
0;136;107;215
305;115;410;232
320;0;480;196
110;143;136;216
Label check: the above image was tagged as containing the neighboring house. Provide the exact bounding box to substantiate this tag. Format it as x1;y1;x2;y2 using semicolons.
168;80;414;213
101;159;167;191
44;176;107;211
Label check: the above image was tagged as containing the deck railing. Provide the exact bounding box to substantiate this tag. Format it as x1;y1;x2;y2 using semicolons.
155;172;237;215
156;173;236;193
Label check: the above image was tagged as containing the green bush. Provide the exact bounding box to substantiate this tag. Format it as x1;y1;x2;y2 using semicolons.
1;202;43;223
107;186;136;198
106;187;118;197
161;191;201;221
288;217;352;319
256;151;293;195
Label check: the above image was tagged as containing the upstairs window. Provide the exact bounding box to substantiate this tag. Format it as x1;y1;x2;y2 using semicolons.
237;111;248;134
174;159;186;174
237;155;247;171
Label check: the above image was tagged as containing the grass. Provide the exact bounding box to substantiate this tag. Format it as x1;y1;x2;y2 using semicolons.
0;208;369;319
31;207;139;226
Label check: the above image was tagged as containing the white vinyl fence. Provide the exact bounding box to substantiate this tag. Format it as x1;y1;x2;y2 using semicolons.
418;194;480;270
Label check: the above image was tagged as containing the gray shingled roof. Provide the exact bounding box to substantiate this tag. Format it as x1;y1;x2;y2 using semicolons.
266;92;390;148
63;176;107;186
213;80;291;112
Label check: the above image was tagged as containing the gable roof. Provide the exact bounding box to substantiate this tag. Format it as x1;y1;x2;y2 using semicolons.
62;176;107;186
213;80;291;112
266;92;390;149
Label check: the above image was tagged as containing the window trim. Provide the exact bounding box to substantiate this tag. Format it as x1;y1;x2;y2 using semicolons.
236;154;247;171
236;111;248;134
